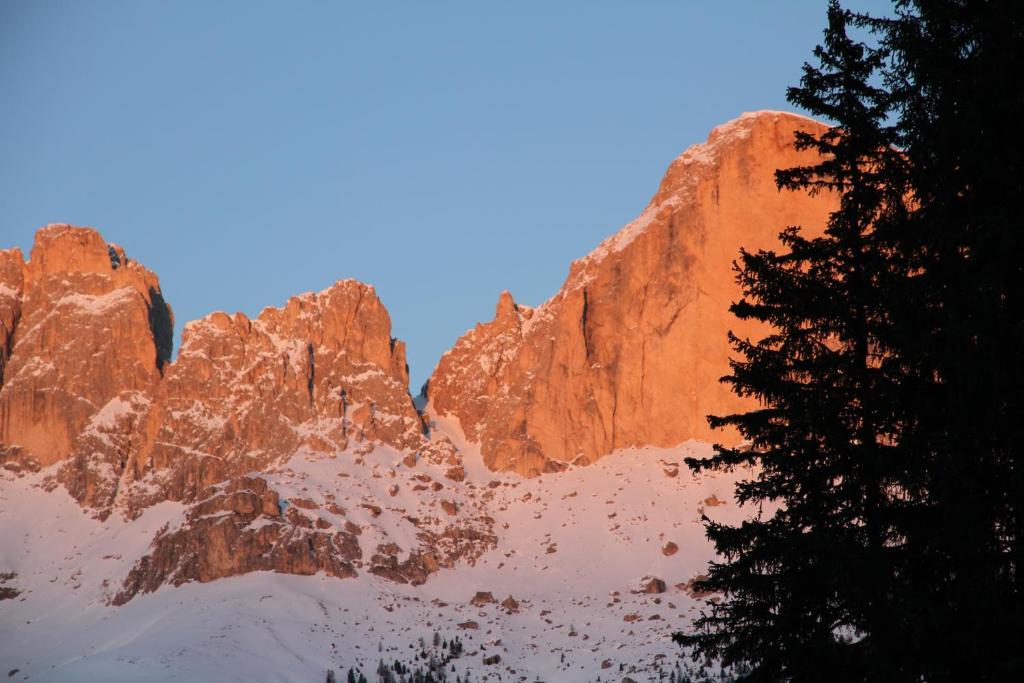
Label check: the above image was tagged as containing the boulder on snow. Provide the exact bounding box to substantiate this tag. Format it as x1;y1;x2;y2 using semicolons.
638;577;667;594
470;591;496;606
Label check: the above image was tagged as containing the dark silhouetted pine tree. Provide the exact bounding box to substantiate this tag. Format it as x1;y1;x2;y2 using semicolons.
676;0;1024;680
863;1;1024;678
675;1;914;680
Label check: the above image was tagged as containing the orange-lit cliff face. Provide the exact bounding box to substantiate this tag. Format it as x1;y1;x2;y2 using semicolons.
0;111;835;600
426;111;838;477
120;278;427;511
0;226;173;471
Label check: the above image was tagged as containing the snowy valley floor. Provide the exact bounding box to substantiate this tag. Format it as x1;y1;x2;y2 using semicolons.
0;419;751;682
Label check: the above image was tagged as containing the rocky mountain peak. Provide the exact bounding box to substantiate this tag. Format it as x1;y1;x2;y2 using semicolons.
426;111;839;476
29;224;121;278
495;290;518;322
0;226;172;470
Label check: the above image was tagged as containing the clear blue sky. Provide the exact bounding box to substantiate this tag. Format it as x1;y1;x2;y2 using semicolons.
0;1;891;392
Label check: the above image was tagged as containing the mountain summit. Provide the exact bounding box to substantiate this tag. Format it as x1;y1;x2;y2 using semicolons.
425;111;837;476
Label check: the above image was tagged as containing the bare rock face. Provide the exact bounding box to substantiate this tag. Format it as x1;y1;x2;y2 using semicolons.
0;226;172;473
115;280;425;511
426;111;837;475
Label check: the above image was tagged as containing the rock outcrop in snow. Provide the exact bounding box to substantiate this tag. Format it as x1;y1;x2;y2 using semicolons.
426;111;838;476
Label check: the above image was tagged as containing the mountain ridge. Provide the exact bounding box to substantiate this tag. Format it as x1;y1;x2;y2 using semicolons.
1;110;835;680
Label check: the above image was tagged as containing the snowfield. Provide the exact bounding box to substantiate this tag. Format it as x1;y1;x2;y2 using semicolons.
0;414;753;682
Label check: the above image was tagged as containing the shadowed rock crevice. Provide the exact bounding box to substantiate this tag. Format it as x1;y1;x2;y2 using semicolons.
581;288;592;361
0;305;20;390
306;341;316;404
146;286;174;373
0;248;24;392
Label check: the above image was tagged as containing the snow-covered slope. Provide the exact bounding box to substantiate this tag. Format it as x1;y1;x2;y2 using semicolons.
0;413;752;682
